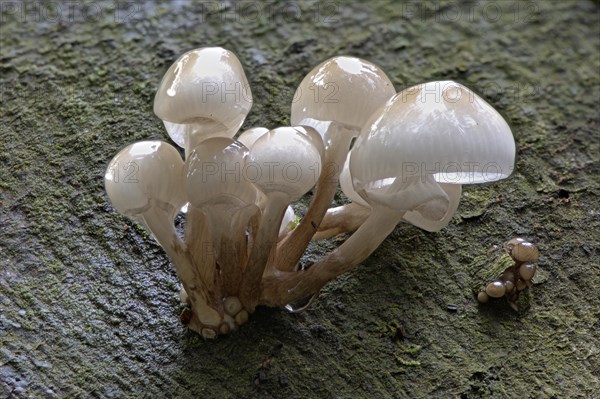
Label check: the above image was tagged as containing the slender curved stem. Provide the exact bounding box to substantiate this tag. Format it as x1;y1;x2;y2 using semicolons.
240;192;289;311
312;202;371;240
202;205;237;296
185;207;217;290
140;205;222;327
260;207;405;307
181;119;227;159
276;130;353;271
184;206;230;325
218;204;259;296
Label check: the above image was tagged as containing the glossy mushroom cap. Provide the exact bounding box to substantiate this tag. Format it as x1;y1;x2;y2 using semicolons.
246;126;324;200
351;81;515;186
290;56;396;140
237;127;269;149
400;183;461;231
185;137;257;207
340;153;461;231
154;47;253;147
105;141;185;217
339;153;368;207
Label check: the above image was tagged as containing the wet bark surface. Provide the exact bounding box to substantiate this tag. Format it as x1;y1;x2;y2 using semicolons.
1;1;599;398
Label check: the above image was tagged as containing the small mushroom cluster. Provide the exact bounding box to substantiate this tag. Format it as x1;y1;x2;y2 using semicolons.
105;47;516;337
477;238;540;310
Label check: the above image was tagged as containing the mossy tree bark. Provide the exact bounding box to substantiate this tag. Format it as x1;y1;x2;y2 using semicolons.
1;1;598;398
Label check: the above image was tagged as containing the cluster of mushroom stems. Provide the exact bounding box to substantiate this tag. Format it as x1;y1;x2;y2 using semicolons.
105;47;516;338
477;238;540;311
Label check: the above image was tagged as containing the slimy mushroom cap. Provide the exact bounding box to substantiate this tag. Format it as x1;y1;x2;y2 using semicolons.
154;47;252;147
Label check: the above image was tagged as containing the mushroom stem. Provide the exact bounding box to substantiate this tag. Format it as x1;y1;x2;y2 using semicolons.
312;202;371;240
184;207;225;308
260;207;404;306
138;205;187;269
219;204;259;295
240;191;290;310
207;206;236;284
171;119;228;160
276;130;353;271
139;205;222;328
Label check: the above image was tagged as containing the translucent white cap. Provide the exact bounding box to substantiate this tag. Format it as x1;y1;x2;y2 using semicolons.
185;137;257;207
401;183;462;232
291;56;396;137
340;153;462;231
154;47;253;147
246;126;324;200
351;81;516;185
105;141;185;217
237;127;269;149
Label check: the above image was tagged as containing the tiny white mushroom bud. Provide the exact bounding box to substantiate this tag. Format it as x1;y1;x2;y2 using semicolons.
201;328;217;339
219;323;231;335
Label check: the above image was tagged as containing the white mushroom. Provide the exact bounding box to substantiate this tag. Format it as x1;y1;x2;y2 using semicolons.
278;56;396;271
352;81;515;186
291;56;395;144
104;141;185;244
105;140;221;327
338;79;515;263
260;80;515;306
349;80;515;226
185;138;258;208
185;137;260;295
240;126;324;309
154;47;252;156
237;127;297;242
